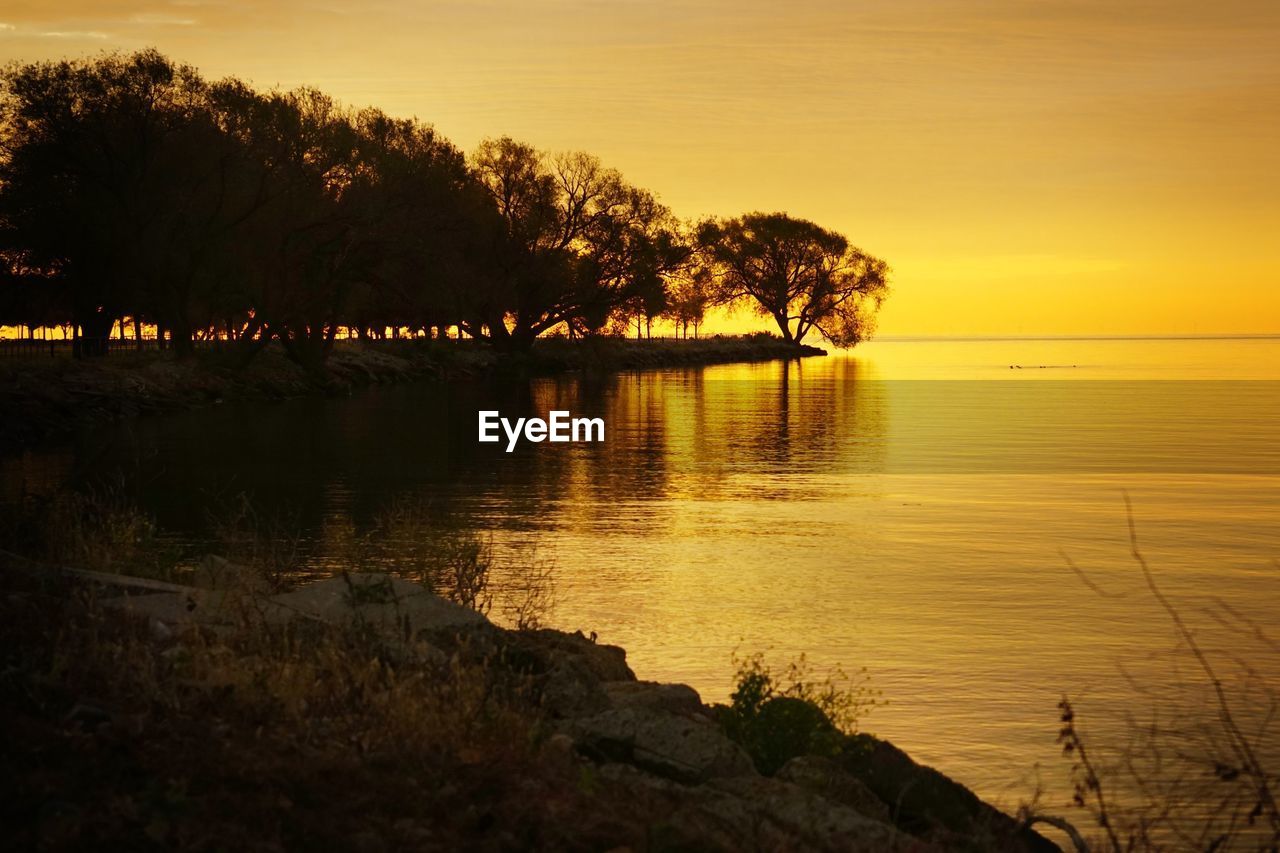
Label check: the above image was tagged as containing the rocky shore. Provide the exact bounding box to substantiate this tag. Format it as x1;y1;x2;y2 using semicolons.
0;558;1059;851
0;336;823;450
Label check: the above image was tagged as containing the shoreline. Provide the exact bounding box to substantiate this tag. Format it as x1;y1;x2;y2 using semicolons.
0;558;1060;851
0;336;824;452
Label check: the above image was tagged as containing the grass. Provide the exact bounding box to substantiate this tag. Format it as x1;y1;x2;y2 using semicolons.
0;486;613;849
0;568;600;851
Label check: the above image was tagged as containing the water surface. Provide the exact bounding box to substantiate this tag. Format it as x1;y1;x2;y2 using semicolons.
5;335;1278;815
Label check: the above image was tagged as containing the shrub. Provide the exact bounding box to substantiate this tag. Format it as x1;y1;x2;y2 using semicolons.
716;651;880;775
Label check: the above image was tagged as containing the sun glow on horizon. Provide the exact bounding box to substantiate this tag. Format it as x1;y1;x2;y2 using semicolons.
2;0;1278;336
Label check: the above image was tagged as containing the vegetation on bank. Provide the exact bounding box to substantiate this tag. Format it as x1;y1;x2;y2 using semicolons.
0;334;822;449
0;485;1053;852
0;563;1057;852
0;50;888;372
4;483;1277;850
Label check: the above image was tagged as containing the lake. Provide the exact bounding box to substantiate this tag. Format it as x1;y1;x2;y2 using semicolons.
4;335;1278;819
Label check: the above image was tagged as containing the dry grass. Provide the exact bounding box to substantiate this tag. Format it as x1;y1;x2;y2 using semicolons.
0;567;620;851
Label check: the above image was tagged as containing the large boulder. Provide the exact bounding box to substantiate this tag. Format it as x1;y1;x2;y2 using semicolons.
604;680;704;717
596;762;920;852
101;570;488;640
101;586;289;629
187;555;272;595
497;629;636;719
269;573;488;635
838;734;1059;852
537;658;613;718
777;754;892;825
515;629;634;681
564;707;756;784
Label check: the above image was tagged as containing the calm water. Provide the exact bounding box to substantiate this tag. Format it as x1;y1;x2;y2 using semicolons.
4;336;1279;819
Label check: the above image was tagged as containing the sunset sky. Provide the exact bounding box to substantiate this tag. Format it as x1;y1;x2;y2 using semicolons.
2;0;1277;336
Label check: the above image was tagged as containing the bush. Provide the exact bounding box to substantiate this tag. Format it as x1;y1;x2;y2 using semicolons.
716;651;880;775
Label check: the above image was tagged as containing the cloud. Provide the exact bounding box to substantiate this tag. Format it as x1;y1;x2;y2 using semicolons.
38;30;111;39
131;13;197;26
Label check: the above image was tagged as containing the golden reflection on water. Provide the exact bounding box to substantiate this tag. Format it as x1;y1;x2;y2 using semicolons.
3;336;1278;815
502;337;1280;810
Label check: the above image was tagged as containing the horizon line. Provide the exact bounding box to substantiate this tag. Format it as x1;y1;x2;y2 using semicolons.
870;333;1280;343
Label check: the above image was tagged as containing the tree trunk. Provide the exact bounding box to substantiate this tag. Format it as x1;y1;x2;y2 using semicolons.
75;311;115;358
231;318;269;370
170;317;195;359
772;312;794;343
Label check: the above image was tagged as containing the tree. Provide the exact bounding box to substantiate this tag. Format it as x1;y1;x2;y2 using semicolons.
0;51;277;357
224;87;370;375
664;245;719;338
699;212;888;346
469;137;684;348
0;51;215;355
338;108;493;343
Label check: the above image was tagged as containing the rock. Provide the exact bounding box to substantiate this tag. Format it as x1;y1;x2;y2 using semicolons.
603;681;704;717
103;573;489;641
539;660;612;718
500;629;636;718
565;707;756;784
597;762;915;853
149;618;174;643
545;732;577;758
776;755;892;824
520;629;635;681
709;775;920;851
102;588;244;627
838;734;1059;852
189;554;272;594
269;573;488;635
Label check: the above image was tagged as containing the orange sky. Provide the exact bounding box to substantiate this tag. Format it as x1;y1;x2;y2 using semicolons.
2;0;1278;336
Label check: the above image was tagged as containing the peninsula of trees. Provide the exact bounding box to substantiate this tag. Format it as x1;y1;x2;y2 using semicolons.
0;51;889;373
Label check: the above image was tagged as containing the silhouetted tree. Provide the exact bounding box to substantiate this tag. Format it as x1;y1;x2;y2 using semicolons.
699;213;888;346
469;137;685;348
0;50;891;367
342;108;498;342
664;247;718;338
0;51;216;355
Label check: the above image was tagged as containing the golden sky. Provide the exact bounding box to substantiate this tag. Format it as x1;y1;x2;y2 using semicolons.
2;0;1278;335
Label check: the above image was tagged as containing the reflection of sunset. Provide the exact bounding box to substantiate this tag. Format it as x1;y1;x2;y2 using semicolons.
3;4;1279;847
5;333;1279;831
3;1;1276;336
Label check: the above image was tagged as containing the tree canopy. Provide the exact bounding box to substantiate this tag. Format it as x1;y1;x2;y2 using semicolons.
699;213;889;347
0;50;889;367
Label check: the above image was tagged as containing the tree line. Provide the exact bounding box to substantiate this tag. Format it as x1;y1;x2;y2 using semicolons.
0;50;889;371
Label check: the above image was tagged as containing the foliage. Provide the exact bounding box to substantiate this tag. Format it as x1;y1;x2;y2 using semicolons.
717;651;880;775
365;496;495;615
0;565;563;850
699;212;889;346
0;51;888;367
